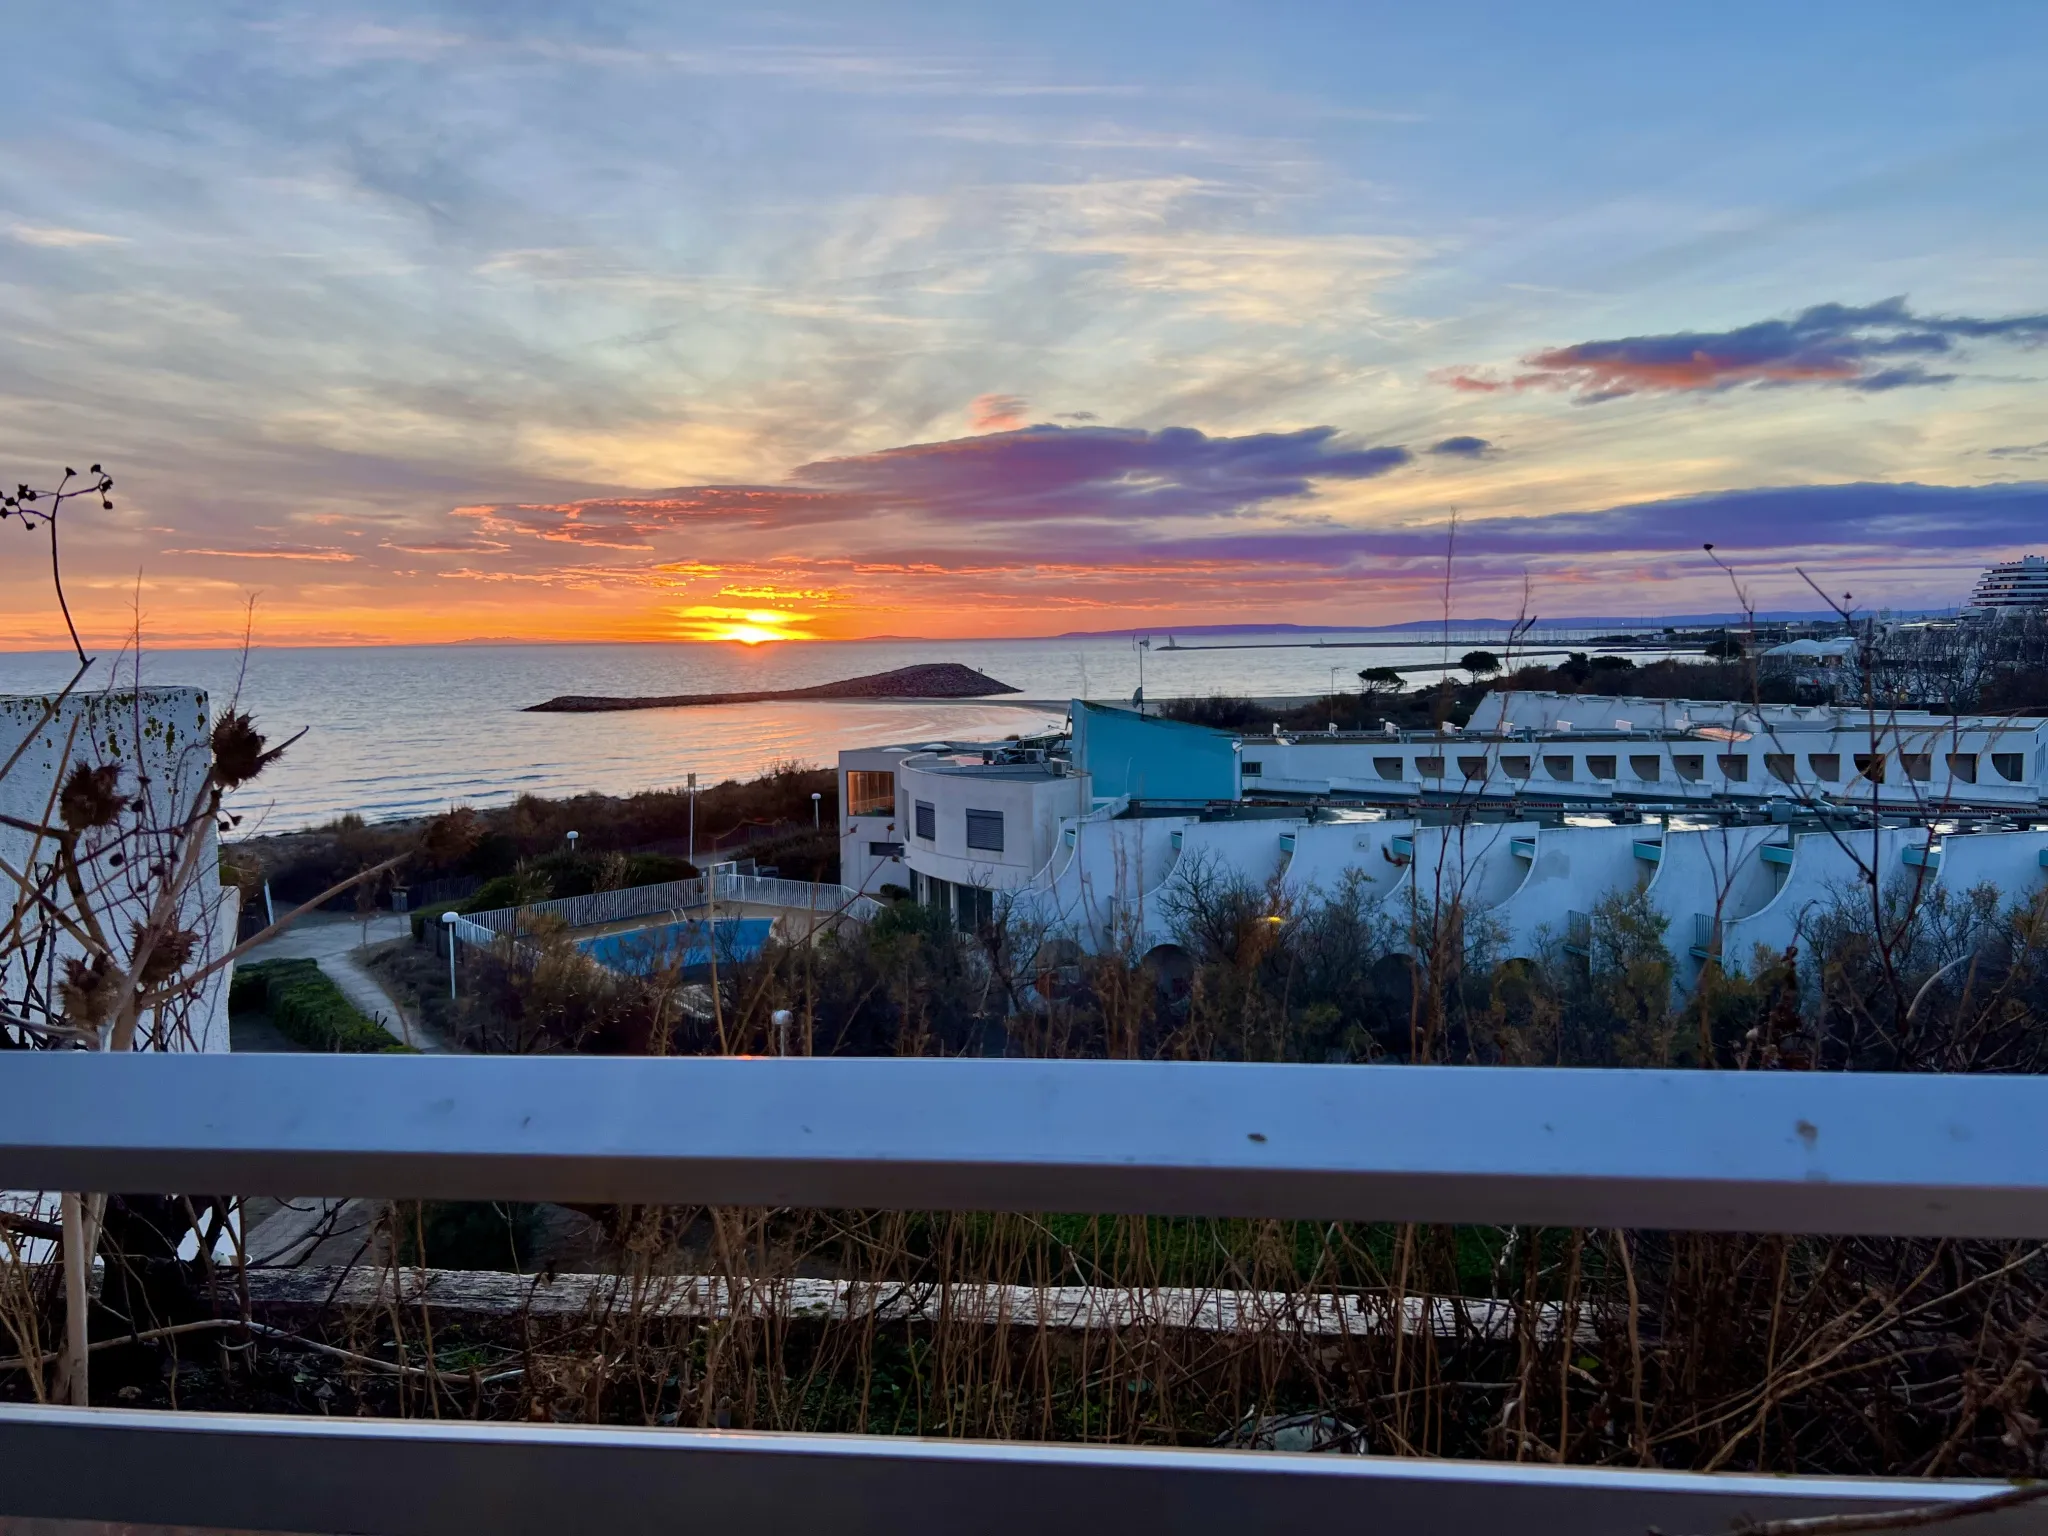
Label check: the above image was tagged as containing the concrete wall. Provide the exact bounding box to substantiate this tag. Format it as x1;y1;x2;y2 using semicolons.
837;745;913;896
0;687;229;1054
1490;823;1646;960
899;756;1083;895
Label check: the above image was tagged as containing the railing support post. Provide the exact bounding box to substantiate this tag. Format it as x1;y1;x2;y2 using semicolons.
60;1190;88;1406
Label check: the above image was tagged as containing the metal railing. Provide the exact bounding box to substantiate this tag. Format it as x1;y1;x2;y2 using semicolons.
463;873;879;937
3;1055;2046;1534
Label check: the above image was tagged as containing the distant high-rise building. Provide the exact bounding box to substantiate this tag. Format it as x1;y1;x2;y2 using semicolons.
1969;555;2048;611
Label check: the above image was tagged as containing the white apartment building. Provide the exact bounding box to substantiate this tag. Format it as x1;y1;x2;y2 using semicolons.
1969;554;2048;611
839;693;2048;990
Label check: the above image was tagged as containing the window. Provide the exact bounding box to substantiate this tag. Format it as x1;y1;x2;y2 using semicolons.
1501;755;1531;779
1240;760;1263;777
1853;753;1885;783
1374;756;1404;780
965;808;1005;852
1585;754;1617;781
1543;755;1574;780
1765;754;1796;783
1416;756;1445;778
1993;752;2025;783
957;884;995;932
914;800;936;840
1900;753;1931;783
1948;752;1978;784
1673;754;1704;782
1458;755;1489;780
1718;754;1749;782
867;840;905;859
922;873;952;918
1630;755;1662;782
1808;754;1841;782
845;769;895;817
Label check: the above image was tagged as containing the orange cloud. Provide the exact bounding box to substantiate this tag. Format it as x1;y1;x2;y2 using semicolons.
969;393;1028;430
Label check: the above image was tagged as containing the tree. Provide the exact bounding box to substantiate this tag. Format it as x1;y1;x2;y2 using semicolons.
1358;666;1404;696
1460;650;1500;677
1703;635;1744;660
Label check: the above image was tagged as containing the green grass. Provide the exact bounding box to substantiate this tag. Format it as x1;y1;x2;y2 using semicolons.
228;957;414;1053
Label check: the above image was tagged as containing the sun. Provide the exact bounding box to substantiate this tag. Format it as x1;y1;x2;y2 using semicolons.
675;605;815;644
717;623;788;645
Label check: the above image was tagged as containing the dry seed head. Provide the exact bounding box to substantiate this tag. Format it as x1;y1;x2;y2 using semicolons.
58;761;128;831
210;710;268;788
58;953;122;1031
132;924;199;986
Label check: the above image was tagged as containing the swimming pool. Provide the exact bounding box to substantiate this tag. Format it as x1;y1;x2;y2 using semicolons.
577;916;774;977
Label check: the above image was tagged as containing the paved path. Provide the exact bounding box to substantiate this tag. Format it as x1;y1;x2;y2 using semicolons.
237;911;461;1053
233;911;454;1270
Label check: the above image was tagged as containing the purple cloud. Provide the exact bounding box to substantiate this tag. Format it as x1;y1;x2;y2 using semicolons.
1429;435;1493;457
454;423;1420;544
1440;297;2048;403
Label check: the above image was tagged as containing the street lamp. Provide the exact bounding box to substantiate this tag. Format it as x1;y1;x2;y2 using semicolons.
811;791;821;828
772;1007;793;1056
687;772;698;867
440;909;459;1001
566;829;579;856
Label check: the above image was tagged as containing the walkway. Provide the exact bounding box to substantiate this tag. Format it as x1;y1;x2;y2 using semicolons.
236;910;461;1054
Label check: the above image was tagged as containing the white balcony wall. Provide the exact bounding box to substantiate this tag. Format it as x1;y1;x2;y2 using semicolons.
1490;824;1646;961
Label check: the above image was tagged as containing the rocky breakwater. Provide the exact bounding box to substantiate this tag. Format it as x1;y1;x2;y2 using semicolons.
526;662;1022;713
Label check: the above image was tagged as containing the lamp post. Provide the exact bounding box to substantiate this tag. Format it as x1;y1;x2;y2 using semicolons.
566;829;579;857
811;791;821;829
440;909;459;1001
687;772;697;868
771;1007;793;1056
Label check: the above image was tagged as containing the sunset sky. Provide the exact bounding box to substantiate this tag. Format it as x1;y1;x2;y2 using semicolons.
2;2;2045;648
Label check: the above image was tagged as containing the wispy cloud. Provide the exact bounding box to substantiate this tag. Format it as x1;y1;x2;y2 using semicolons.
969;393;1029;431
162;544;357;562
9;224;127;248
1440;298;2048;403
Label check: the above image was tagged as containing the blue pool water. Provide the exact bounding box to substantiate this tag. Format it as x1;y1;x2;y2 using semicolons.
578;917;775;977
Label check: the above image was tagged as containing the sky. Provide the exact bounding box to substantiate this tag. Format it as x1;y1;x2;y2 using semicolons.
1;1;2045;648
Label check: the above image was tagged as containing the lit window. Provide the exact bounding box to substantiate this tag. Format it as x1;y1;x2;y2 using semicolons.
845;770;895;817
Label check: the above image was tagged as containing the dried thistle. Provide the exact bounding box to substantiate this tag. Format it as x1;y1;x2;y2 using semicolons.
58;953;122;1033
132;924;199;987
57;761;127;831
210;710;270;788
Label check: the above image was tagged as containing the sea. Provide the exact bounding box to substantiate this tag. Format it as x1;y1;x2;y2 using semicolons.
0;632;1571;832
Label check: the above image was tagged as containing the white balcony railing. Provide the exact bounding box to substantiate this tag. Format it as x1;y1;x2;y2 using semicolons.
3;1054;2045;1534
